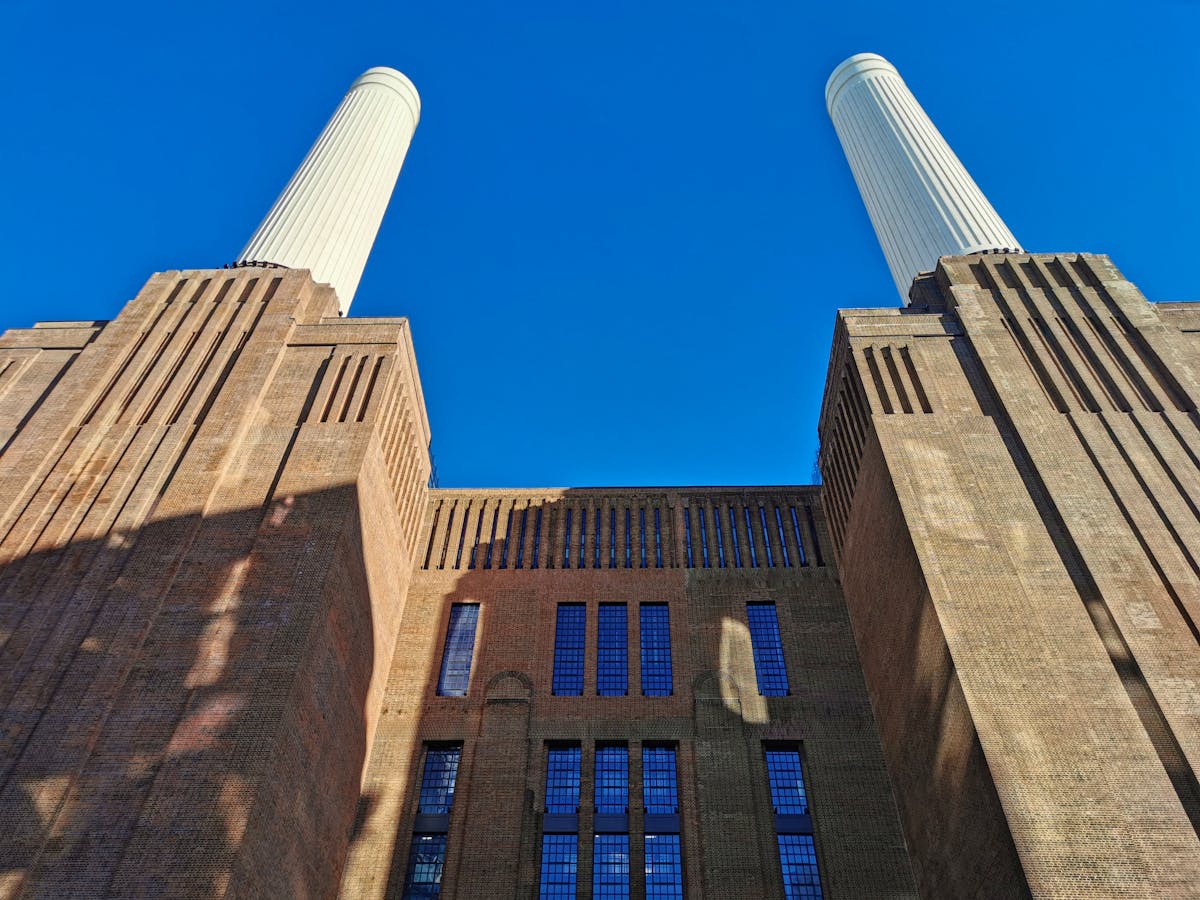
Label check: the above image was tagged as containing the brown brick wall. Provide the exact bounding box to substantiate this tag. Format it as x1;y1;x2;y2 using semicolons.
338;488;916;899
0;269;430;899
821;252;1200;897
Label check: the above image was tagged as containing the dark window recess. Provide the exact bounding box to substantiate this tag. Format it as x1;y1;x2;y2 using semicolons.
515;507;529;568
624;508;632;569
640;508;648;569
597;604;629;696
438;506;455;569
789;506;808;566
564;510;573;569
683;509;694;568
698;507;710;568
532;507;543;569
714;508;726;567
759;507;775;567
747;602;789;695
804;505;825;566
595;508;602;569
729;506;743;567
775;507;791;567
744;507;758;567
654;508;663;568
640;603;673;696
579;509;587;570
436;604;479;696
484;507;499;569
469;505;485;569
552;605;586;696
422;505;440;570
454;503;470;570
500;506;514;568
610;508;617;569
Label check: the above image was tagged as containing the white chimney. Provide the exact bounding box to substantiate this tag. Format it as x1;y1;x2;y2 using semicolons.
238;67;420;315
825;53;1020;301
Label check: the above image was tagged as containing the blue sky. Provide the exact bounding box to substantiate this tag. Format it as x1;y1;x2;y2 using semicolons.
2;1;1197;487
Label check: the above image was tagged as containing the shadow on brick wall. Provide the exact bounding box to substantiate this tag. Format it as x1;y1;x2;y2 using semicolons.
0;484;380;899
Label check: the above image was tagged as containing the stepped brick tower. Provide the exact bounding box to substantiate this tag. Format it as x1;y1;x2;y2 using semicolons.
821;53;1200;897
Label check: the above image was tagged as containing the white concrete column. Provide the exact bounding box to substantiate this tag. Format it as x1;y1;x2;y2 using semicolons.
238;67;420;314
826;53;1020;302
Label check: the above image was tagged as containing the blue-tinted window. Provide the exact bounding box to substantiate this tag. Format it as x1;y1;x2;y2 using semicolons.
654;508;663;568
683;508;693;568
532;507;543;568
642;744;679;814
436;604;479;697
553;605;586;696
744;507;758;567
639;508;647;568
454;507;468;569
639;604;673;696
789;506;808;566
759;507;775;567
484;507;498;568
597;603;628;696
546;745;582;813
564;509;573;569
729;506;742;567
418;745;462;814
468;505;484;569
747;603;789;696
698;507;710;568
713;508;726;567
579;508;587;569
778;834;823;899
775;507;792;567
402;832;448;898
515;507;528;568
765;748;809;815
593;833;630;898
539;833;578;899
610;508;617;568
594;508;602;568
595;744;628;813
500;506;514;568
644;833;683;899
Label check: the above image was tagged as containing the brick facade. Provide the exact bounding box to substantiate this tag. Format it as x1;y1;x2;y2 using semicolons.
2;253;1199;898
820;253;1200;897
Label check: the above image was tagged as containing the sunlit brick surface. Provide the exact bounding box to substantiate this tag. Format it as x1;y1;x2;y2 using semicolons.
820;252;1200;897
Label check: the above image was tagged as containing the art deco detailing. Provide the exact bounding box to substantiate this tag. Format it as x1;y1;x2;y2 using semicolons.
238;67;421;315
826;53;1020;301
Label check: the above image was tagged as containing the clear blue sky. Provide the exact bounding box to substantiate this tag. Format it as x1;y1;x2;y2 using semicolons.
2;1;1197;487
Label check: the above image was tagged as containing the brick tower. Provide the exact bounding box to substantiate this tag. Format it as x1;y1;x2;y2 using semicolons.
821;51;1200;898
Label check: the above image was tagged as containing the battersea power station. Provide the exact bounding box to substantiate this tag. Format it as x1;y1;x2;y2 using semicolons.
3;52;1200;899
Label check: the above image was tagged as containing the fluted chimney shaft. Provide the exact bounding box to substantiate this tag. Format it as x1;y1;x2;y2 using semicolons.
826;53;1020;302
239;67;420;314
